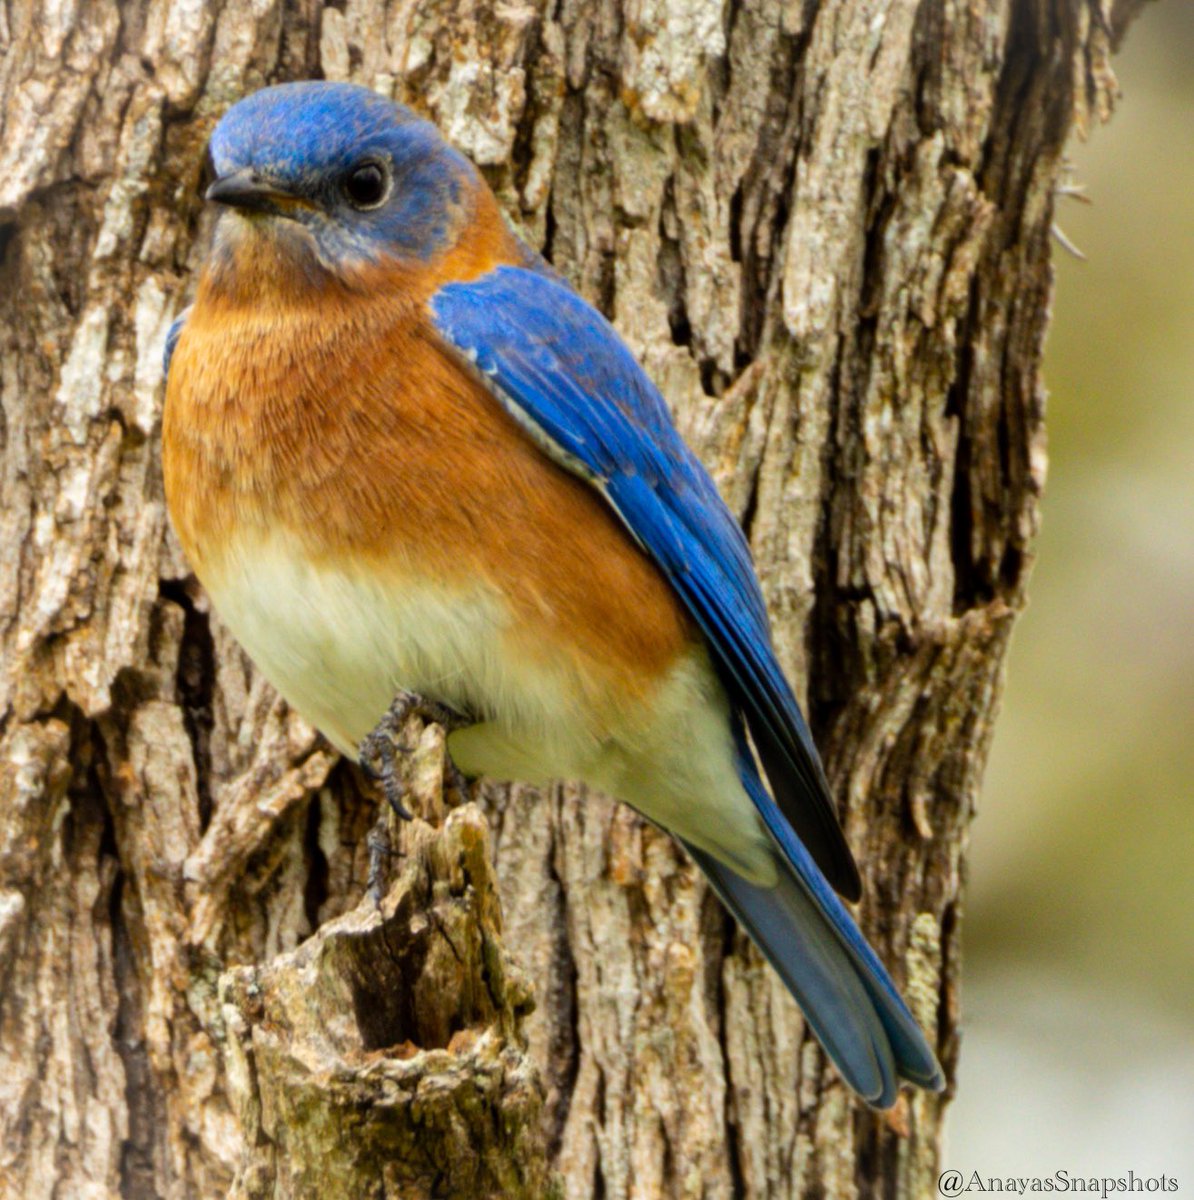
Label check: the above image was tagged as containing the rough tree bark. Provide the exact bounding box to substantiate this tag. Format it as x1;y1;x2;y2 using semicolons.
0;1;1145;1197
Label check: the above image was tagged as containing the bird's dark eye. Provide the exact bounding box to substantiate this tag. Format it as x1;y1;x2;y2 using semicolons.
343;160;388;209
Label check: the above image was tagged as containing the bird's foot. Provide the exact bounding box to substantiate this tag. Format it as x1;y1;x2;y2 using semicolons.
360;691;473;904
358;689;471;822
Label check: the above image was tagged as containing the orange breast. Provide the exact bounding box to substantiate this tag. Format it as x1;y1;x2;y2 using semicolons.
162;213;695;711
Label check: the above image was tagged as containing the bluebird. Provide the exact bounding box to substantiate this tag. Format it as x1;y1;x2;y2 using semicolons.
162;81;944;1108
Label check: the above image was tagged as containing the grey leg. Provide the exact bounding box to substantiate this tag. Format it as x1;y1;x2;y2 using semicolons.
359;690;473;902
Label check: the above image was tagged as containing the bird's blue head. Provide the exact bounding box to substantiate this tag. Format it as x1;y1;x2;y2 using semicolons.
203;82;479;278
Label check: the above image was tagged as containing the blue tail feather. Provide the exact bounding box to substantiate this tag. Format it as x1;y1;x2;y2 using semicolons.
685;756;944;1107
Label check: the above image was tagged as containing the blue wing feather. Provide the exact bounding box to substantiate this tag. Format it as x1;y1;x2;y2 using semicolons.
162;308;190;378
431;265;861;901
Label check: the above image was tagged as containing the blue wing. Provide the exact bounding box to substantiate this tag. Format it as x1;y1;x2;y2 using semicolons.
430;265;861;901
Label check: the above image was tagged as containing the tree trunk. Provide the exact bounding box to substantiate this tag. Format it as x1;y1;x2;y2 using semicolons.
0;1;1144;1196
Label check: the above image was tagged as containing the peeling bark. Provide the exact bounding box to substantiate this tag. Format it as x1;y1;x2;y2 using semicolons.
0;1;1146;1196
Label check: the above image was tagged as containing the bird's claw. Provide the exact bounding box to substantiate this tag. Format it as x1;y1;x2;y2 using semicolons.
358;689;473;824
359;720;414;822
360;690;473;902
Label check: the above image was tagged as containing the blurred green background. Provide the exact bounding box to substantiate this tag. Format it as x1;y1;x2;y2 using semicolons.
948;1;1194;1174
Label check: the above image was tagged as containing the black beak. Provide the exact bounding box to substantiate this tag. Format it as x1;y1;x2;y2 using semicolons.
206;169;299;213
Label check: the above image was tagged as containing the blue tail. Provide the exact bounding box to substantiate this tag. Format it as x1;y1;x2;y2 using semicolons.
682;758;944;1107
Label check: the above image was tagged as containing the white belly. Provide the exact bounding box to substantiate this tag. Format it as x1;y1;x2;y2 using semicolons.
203;533;548;757
203;532;775;882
